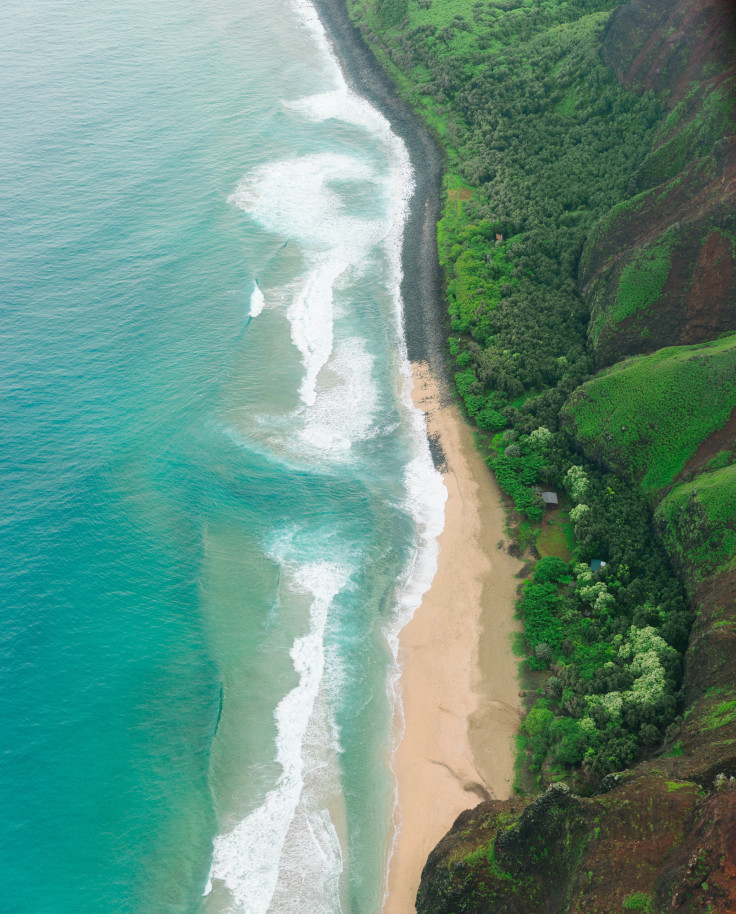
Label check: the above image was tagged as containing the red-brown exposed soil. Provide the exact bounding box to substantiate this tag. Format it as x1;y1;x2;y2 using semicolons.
661;788;736;912
582;139;736;366
583;0;736;367
676;406;736;484
603;0;736;105
686;229;736;340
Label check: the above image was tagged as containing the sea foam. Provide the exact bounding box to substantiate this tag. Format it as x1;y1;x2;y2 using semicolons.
219;2;448;911
291;2;448;906
206;556;349;914
230;152;381;409
299;336;378;454
249;281;265;318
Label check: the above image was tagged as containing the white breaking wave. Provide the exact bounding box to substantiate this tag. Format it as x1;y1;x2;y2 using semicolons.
230;152;382;408
206;558;349;914
218;2;448;913
299;336;378;454
229;0;418;425
249;281;265;318
229;153;381;252
287;254;348;407
288;2;449;904
267;693;345;914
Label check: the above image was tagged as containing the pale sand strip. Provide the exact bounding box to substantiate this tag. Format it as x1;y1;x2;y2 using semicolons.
384;362;523;914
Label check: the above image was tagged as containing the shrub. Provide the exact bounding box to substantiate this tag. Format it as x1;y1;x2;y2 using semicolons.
533;556;569;583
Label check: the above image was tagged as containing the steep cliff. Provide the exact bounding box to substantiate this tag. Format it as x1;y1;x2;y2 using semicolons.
417;775;736;914
580;0;736;367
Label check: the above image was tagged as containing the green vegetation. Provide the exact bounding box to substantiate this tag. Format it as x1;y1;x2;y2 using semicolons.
537;515;573;561
352;0;661;438
351;1;736;909
656;465;736;581
613;229;676;324
702;694;736;732
633;76;736;192
376;0;408;27
586;225;678;348
564;335;736;493
348;0;692;781
578;66;736;361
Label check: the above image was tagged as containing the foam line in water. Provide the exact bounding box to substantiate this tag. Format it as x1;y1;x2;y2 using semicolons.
229;152;383;407
206;560;349;914
249;280;265;318
229;153;381;253
228;4;447;909
287;256;347;407
267;698;345;914
298;336;378;454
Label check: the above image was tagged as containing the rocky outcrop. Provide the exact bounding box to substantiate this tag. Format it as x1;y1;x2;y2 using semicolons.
416;776;710;913
417;637;736;913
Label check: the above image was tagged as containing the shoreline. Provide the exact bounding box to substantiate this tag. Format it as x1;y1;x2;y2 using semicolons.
306;1;524;909
384;363;522;914
309;0;447;380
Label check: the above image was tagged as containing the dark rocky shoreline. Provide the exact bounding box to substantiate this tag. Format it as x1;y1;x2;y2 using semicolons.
309;0;448;384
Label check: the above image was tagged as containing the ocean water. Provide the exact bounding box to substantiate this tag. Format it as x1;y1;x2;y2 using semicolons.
0;1;445;912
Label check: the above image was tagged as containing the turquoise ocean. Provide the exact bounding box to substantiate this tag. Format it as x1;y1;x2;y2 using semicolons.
0;0;446;911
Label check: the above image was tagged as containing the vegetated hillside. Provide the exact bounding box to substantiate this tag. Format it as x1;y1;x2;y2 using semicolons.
344;0;736;909
656;464;736;585
580;0;736;366
562;333;736;493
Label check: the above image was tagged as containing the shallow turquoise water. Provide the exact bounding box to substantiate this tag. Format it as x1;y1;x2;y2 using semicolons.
0;1;443;912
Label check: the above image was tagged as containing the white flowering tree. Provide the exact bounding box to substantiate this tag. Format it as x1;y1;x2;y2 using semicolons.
574;563;615;613
583;623;676;728
569;503;589;523
565;465;589;503
529;426;552;446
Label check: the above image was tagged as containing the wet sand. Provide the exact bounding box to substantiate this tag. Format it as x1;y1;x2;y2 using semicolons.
384;363;523;914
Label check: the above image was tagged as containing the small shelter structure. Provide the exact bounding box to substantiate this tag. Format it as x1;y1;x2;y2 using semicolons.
541;491;558;506
590;559;607;572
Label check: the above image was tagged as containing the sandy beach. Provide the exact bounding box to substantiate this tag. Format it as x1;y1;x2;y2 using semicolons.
385;362;523;914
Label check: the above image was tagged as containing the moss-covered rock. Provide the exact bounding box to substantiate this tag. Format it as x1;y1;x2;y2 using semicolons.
416;777;704;913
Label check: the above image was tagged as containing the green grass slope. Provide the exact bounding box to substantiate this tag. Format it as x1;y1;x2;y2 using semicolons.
655;464;736;583
562;334;736;493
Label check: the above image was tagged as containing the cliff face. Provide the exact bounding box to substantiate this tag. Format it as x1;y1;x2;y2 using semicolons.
600;0;736;101
417;777;736;914
580;0;736;367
